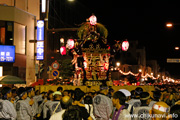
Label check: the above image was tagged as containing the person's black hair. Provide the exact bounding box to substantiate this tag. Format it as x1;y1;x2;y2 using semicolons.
1;87;11;99
135;87;143;96
113;91;126;105
131;90;136;99
60;97;73;109
153;91;161;101
26;87;34;93
63;105;82;120
74;88;81;91
96;91;101;95
74;89;85;101
140;92;150;106
12;89;17;94
84;96;92;104
17;87;26;99
57;87;63;91
170;104;180;120
41;92;46;94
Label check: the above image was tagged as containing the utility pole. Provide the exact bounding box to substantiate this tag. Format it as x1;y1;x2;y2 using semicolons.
41;0;78;83
42;0;49;83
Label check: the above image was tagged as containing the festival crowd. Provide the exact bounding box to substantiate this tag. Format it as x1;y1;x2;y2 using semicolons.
0;85;180;120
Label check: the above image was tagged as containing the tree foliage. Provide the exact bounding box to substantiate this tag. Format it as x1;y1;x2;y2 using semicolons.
77;22;108;40
58;59;74;80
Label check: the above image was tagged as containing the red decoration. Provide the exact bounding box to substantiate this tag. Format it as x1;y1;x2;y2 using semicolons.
136;82;140;86
122;41;129;51
113;80;120;86
136;73;142;81
127;82;131;85
60;46;66;55
104;62;109;70
107;45;110;50
66;39;74;49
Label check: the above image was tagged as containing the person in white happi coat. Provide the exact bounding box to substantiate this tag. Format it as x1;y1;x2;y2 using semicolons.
0;87;17;120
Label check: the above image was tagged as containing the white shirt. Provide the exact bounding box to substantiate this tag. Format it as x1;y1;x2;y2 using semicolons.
93;94;113;120
149;100;157;107
128;99;141;107
16;99;33;120
0;99;17;120
49;109;65;120
43;100;52;119
133;106;152;120
85;104;96;120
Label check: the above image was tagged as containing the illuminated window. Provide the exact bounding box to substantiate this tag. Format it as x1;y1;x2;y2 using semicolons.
14;23;26;54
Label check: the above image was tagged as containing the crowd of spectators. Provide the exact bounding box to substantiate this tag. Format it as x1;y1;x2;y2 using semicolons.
0;85;180;120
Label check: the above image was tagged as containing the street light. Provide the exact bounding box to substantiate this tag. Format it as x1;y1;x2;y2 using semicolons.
116;62;120;67
60;38;64;43
166;23;173;28
175;47;179;50
139;69;142;72
68;0;74;1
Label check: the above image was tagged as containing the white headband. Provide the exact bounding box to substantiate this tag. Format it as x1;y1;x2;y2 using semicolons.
153;104;169;113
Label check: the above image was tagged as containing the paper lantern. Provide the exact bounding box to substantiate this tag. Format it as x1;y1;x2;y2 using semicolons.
60;46;66;55
60;38;64;43
122;41;129;51
89;15;97;25
66;39;74;49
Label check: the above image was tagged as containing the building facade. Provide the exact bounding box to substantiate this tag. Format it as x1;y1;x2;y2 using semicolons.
0;0;40;85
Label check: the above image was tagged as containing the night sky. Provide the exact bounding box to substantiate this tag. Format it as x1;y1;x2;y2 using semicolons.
49;0;180;78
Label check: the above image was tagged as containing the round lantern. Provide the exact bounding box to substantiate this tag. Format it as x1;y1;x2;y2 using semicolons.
122;40;129;51
66;39;74;49
89;15;97;25
60;46;66;55
60;38;64;43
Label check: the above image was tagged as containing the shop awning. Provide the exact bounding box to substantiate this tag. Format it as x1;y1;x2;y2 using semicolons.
0;75;26;84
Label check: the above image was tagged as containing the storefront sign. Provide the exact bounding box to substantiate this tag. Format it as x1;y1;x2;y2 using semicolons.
37;20;44;41
0;45;15;62
37;20;44;60
36;42;44;60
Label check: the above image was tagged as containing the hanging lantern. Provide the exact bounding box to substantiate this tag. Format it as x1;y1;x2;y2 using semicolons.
66;39;74;49
89;15;97;25
122;40;129;51
60;38;64;43
60;46;66;55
